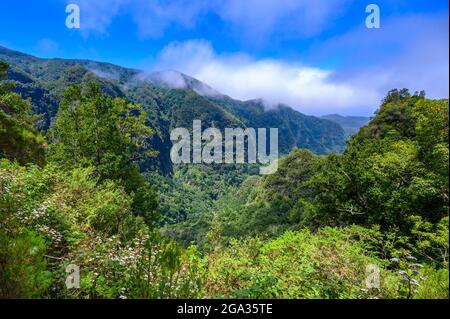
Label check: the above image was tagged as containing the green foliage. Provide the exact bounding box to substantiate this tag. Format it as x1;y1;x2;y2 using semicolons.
202;94;448;263
48;83;153;178
0;229;51;298
210;149;319;244
408;215;449;267
414;267;449;299
299;92;448;231
47;83;159;226
206;227;381;298
70;234;206;299
212;97;346;154
202;91;448;299
149;163;258;248
0;159;205;299
0;62;45;165
206;226;448;299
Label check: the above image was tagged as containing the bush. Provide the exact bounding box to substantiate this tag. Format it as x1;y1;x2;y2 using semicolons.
205;226;449;299
206;227;382;298
0;159;206;298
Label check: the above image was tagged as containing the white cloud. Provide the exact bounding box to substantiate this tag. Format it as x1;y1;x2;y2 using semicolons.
69;0;124;35
151;39;378;114
129;0;208;39
312;13;449;102
66;1;448;115
150;13;449;115
215;0;354;41
67;0;353;40
67;0;207;38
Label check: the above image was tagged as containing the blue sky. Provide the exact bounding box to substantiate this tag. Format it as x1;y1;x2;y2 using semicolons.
0;0;448;115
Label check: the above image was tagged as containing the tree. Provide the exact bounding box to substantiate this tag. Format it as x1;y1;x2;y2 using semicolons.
0;61;45;164
48;82;159;226
306;92;448;231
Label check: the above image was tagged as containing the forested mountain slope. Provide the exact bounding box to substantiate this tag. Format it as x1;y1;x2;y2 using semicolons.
0;45;346;175
210;89;449;242
1;55;448;299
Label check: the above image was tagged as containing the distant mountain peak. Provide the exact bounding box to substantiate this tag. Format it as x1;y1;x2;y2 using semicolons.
321;114;371;138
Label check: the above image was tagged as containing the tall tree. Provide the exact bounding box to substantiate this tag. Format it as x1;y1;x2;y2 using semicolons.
0;61;45;164
48;82;159;225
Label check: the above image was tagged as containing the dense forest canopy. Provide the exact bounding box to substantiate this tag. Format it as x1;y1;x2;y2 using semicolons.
0;50;448;299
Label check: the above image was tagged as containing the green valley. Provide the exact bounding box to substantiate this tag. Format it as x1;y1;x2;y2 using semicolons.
1;47;448;299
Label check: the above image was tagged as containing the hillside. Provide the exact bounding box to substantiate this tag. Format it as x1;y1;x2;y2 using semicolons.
1;52;448;299
0;45;346;175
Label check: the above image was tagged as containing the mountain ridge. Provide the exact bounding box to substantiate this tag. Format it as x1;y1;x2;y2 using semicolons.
1;45;349;174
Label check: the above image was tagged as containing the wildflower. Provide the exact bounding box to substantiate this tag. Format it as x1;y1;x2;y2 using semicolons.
410;279;420;286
